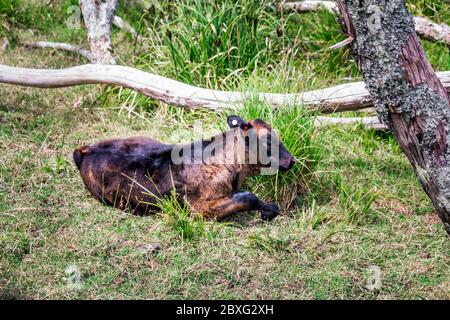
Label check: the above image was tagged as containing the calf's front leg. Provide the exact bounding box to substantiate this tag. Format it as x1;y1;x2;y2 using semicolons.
202;191;279;221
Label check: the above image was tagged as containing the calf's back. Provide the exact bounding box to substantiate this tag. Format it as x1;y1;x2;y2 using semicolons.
74;137;174;214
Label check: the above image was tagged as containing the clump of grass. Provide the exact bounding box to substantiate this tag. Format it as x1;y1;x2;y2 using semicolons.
239;101;323;210
135;0;362;90
164;0;282;87
155;189;207;240
136;0;294;89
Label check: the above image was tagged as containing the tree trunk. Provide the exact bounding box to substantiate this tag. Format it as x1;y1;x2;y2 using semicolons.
80;0;118;64
337;0;450;235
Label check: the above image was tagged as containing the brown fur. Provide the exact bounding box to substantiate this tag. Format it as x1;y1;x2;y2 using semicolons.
73;116;294;220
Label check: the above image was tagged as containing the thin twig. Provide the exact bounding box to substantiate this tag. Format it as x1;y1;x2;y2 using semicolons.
25;41;94;62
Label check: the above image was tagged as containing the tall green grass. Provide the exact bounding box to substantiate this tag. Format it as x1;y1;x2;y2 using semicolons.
239;101;323;210
160;0;286;88
134;0;361;90
155;189;207;240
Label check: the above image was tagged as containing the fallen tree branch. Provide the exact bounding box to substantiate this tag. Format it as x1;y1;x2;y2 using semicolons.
0;64;449;112
280;1;450;46
329;36;353;50
315;116;387;130
113;15;140;39
280;0;338;13
25;41;94;62
413;16;450;46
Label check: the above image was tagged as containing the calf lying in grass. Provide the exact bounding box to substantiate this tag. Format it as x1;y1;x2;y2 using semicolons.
73;116;294;221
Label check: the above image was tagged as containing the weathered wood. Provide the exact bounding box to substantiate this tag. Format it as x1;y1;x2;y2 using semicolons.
0;63;449;113
80;0;118;64
113;15;139;39
280;1;450;46
25;41;94;62
315;116;386;130
280;0;338;13
413;16;450;46
337;0;450;235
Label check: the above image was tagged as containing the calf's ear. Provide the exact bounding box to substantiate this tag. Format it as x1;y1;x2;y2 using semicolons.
227;115;245;128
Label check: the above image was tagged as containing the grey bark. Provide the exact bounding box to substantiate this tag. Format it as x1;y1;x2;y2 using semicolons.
337;0;450;235
80;0;118;64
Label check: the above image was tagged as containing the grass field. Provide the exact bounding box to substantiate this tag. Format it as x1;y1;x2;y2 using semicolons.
0;0;449;299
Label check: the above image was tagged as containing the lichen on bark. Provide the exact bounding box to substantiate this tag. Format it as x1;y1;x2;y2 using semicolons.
80;0;118;65
346;0;415;122
341;0;450;235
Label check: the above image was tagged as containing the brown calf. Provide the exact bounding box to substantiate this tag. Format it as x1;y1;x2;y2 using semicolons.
73;116;294;221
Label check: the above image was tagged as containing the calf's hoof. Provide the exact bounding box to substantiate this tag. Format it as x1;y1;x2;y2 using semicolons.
260;203;280;221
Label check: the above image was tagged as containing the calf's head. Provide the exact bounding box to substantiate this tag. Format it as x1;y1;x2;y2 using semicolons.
226;115;295;173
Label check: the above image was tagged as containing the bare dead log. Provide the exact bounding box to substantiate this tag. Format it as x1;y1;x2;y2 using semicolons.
280;1;450;46
80;0;118;64
337;0;450;235
0;63;449;113
315;116;387;130
413;16;450;46
25;41;94;62
280;0;338;13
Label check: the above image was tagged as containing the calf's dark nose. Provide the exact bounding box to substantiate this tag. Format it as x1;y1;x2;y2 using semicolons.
279;157;295;171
